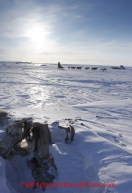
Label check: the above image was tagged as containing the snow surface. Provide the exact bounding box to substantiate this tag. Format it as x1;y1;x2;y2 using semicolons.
0;62;132;193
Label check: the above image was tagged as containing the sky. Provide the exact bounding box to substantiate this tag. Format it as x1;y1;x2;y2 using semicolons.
0;0;132;66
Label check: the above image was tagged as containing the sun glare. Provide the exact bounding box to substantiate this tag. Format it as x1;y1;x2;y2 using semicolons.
26;23;50;46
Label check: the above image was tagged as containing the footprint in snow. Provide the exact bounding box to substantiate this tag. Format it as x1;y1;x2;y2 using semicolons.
112;134;127;147
112;136;120;143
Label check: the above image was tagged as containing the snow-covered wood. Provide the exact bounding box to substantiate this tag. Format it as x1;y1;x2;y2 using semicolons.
0;110;12;127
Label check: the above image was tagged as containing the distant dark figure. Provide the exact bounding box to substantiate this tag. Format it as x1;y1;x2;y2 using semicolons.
111;65;126;70
68;67;70;69
101;68;107;72
77;67;82;70
71;67;76;69
85;67;90;70
91;67;98;71
58;62;63;69
120;65;126;69
111;66;120;69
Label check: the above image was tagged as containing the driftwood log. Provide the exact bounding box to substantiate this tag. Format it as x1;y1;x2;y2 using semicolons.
0;119;52;161
0;111;57;190
0;118;34;159
32;122;52;165
0;110;76;190
58;125;75;144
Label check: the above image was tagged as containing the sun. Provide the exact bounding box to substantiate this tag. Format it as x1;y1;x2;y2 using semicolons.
30;26;45;42
26;23;50;46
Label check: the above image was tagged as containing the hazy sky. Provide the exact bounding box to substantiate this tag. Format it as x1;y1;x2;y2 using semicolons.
0;0;132;65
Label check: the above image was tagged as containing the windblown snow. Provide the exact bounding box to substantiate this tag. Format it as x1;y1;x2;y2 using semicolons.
0;62;132;193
